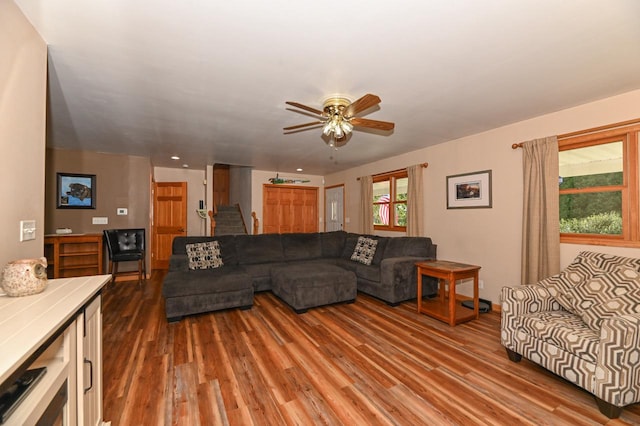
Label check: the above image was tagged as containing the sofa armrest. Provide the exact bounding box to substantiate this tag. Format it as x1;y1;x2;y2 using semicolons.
379;256;437;300
594;313;640;407
501;284;561;315
500;284;563;349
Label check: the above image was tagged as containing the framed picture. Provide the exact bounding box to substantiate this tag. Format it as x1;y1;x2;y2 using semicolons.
446;170;492;209
56;173;96;209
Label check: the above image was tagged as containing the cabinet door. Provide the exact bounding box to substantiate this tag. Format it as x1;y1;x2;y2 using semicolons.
77;295;103;426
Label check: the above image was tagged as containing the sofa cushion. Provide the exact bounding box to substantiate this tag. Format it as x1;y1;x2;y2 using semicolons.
185;241;223;270
384;237;431;258
335;258;358;273
162;266;251;298
578;251;640;273
235;234;284;265
341;234;360;260
320;231;347;258
515;310;600;363
281;233;321;260
370;237;389;265
241;262;290;292
356;263;381;283
579;288;640;331
169;254;189;271
351;236;378;265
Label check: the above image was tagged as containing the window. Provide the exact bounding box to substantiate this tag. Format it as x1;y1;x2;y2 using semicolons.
559;122;639;247
373;170;408;231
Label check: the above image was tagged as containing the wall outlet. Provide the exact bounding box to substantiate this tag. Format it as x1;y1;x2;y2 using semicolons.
20;220;36;242
92;217;108;225
479;279;484;289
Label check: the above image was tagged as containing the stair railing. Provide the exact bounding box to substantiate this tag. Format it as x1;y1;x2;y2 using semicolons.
235;204;249;235
252;212;259;235
208;204;218;236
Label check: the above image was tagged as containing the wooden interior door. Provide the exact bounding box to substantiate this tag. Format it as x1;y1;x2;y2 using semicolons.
212;164;230;207
152;182;187;269
262;185;318;234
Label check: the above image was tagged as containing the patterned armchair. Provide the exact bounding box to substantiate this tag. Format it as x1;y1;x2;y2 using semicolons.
501;252;640;418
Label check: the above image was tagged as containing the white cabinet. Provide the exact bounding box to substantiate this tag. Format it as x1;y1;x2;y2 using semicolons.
77;294;103;426
0;275;110;425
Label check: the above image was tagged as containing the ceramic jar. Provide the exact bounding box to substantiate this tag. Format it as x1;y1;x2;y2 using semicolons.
1;257;48;297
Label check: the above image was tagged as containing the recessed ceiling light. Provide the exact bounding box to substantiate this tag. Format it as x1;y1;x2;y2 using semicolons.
171;155;180;160
296;168;303;172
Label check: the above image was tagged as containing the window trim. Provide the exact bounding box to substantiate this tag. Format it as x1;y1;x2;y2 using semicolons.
373;170;408;232
559;122;639;247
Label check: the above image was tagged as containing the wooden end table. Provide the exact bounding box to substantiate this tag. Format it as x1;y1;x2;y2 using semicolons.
416;260;481;326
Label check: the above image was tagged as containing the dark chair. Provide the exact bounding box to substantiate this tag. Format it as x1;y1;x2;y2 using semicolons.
103;229;146;285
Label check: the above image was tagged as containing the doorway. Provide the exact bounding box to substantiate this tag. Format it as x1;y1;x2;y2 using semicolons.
324;184;344;232
152;181;187;269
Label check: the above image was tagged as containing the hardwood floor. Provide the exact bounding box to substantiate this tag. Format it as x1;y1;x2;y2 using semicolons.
102;271;640;425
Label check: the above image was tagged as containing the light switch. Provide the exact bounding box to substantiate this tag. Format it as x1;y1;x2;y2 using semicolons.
117;208;128;215
92;217;108;225
20;220;36;242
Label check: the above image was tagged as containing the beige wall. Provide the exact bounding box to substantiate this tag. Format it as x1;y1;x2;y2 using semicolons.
45;148;152;271
325;89;640;305
251;170;324;234
153;166;207;236
46;148;151;233
0;1;47;268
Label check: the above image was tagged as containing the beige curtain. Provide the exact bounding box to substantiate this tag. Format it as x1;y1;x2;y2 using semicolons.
521;136;560;284
360;175;373;234
406;164;424;236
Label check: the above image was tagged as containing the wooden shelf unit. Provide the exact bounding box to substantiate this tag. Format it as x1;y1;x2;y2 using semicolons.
44;234;104;279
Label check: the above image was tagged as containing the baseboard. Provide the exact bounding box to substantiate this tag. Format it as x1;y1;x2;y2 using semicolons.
112;272;148;282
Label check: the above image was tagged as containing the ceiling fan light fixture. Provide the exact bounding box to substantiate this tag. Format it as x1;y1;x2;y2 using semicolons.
340;120;353;134
334;125;344;139
284;93;394;150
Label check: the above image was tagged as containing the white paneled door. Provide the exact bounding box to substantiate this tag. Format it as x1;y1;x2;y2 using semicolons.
325;185;344;232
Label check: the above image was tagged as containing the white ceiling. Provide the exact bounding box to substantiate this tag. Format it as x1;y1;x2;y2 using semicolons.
14;0;640;175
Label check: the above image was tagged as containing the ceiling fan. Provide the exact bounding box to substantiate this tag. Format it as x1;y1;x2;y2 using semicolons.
283;94;395;146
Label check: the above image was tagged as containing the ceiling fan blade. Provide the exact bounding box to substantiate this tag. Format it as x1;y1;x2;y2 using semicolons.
350;117;395;131
283;121;324;131
344;94;381;117
285;101;324;116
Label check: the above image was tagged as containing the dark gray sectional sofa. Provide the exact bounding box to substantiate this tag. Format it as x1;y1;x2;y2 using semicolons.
162;231;437;321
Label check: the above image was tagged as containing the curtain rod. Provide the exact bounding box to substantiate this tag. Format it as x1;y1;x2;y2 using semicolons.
511;117;640;149
356;162;428;180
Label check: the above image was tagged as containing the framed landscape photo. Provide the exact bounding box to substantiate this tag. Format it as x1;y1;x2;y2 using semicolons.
446;170;492;209
56;173;96;209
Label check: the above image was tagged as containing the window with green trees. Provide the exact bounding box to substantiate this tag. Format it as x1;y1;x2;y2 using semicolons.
559;122;640;247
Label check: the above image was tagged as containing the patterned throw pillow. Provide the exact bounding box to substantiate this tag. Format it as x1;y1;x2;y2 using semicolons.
185;241;223;270
579;288;640;331
351;237;378;265
565;266;640;313
537;256;604;313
